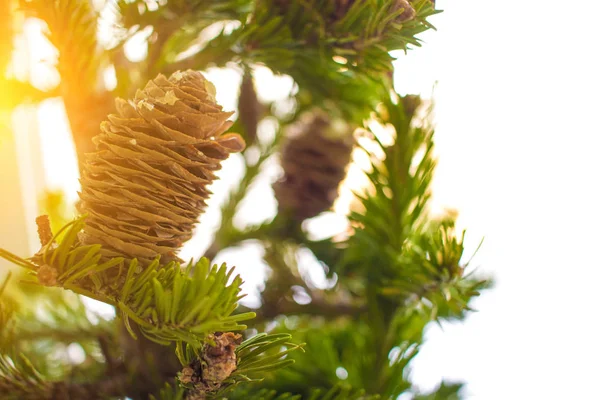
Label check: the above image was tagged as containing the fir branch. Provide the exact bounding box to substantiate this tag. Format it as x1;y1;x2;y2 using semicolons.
0;353;54;400
117;258;255;346
413;381;464;400
205;130;282;260
225;384;381;399
20;0;101;85
150;382;186;400
213;332;303;397
0;290;124;399
337;95;471;297
252;295;366;323
0;352;131;400
0;78;60;110
11;306;114;345
117;0;251;77
256;308;431;398
0;216;255;346
118;0;252;29
169;332;302;399
156;0;439;122
20;0;114;165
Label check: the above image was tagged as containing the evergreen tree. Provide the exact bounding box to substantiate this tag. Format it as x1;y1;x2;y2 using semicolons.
0;1;489;399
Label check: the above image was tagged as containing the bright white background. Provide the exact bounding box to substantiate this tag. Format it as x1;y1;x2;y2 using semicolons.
401;1;600;398
3;0;600;398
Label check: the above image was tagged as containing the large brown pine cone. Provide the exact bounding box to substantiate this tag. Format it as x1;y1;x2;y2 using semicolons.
78;70;245;264
273;111;354;221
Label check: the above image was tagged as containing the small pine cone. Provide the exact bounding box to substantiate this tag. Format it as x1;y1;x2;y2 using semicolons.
274;111;354;220
79;70;245;264
237;72;262;146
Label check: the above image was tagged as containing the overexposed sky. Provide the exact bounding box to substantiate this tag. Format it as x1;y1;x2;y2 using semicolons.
398;1;600;398
6;0;600;398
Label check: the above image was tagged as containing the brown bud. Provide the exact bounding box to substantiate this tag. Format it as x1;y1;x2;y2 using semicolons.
179;332;243;398
37;264;58;286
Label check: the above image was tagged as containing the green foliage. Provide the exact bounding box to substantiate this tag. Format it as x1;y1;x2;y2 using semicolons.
0;352;52;400
20;0;103;90
3;1;490;398
340;95;435;279
255;308;434;399
0;216;255;347
306;385;381;400
234;0;438;120
165;333;302;398
115;0;438;122
0;273;116;398
226;389;303;400
116;0;252;80
117;257;253;346
228;332;300;381
118;0;253;28
413;381;464;400
150;382;186;400
226;384;381;400
335;94;489;320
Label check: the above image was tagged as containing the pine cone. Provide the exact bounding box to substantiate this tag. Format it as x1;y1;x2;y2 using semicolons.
273;111;354;220
237;72;262;146
78;70;245;264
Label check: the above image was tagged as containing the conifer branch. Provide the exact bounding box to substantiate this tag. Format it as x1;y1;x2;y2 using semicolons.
0;216;254;346
0;353;131;400
20;0;113;167
205;130;281;260
337;93;489;310
252;296;366;323
2;2;489;398
223;384;382;400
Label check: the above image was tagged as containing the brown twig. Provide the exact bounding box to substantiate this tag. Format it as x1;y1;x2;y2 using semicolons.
35;215;53;246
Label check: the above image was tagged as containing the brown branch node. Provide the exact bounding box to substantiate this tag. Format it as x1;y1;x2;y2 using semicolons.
180;332;243;399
